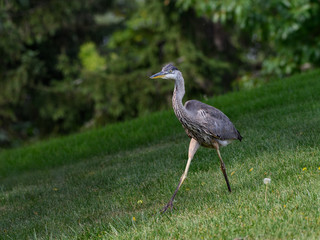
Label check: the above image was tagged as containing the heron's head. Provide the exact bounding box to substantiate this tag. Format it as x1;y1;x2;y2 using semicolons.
150;63;179;80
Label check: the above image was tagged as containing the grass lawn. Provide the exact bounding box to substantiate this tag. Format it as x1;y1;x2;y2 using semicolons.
1;70;320;239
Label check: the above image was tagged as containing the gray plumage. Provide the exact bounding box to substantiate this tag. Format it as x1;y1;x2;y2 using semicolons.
167;63;242;148
183;100;242;146
150;63;242;213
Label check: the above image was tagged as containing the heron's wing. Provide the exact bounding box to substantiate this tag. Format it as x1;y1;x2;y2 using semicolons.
184;100;241;141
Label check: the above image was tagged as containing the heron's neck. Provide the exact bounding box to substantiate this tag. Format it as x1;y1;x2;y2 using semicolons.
172;72;188;118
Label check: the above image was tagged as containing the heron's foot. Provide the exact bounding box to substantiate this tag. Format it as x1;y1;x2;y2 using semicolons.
161;200;175;213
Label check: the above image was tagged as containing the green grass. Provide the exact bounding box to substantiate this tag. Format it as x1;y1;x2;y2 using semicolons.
1;70;320;239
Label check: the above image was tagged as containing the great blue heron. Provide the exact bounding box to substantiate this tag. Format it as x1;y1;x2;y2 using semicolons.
150;63;242;213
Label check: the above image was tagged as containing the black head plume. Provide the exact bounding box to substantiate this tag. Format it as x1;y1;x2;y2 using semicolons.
162;63;178;72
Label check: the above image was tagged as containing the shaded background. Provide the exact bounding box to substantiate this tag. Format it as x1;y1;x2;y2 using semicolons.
1;0;319;148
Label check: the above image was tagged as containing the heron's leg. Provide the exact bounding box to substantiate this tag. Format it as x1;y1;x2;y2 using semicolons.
213;142;232;192
161;138;200;213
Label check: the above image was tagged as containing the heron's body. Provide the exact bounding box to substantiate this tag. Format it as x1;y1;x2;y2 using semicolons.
150;63;242;213
172;69;242;148
183;100;239;147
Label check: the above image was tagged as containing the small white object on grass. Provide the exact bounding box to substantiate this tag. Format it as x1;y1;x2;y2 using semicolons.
263;178;271;204
263;178;271;185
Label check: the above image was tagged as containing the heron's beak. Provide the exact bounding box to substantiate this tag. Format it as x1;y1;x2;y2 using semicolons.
150;71;166;79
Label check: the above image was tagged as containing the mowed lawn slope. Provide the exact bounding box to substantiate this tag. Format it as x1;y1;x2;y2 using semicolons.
1;70;320;239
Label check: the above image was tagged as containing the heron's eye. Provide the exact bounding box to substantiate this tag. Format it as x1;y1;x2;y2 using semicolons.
169;70;173;73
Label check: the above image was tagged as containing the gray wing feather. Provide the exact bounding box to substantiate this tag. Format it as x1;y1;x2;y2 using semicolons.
184;100;241;141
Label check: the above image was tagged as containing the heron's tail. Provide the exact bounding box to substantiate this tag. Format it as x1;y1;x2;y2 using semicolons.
237;130;243;141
